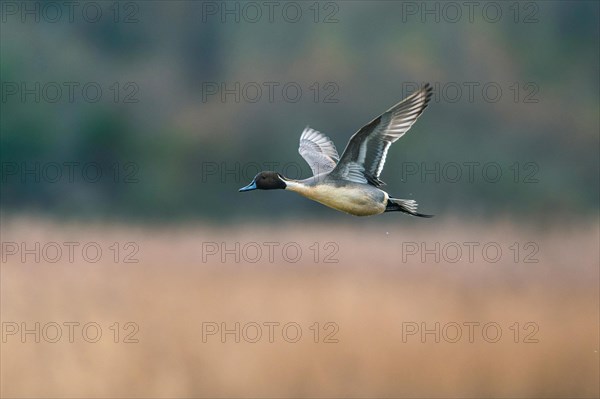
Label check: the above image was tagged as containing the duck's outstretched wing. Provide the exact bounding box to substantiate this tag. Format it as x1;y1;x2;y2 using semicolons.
298;127;340;176
330;84;432;187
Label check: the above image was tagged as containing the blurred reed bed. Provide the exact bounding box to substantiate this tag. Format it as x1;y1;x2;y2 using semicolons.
1;216;598;398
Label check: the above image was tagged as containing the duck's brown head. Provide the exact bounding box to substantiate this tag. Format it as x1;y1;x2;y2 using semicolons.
239;171;287;192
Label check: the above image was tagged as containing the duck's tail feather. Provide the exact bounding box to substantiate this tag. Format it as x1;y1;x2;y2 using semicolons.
385;198;434;218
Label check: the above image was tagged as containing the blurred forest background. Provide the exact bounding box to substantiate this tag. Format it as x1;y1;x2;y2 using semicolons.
1;0;598;223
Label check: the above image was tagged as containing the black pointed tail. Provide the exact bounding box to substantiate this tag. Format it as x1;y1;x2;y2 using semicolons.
385;198;434;218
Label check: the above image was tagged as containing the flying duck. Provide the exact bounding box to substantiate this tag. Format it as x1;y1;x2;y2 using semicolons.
239;84;433;217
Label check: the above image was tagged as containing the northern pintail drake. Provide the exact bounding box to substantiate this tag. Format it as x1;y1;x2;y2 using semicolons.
239;84;434;217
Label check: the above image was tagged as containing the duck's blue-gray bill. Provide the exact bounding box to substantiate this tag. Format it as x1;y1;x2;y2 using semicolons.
238;181;257;192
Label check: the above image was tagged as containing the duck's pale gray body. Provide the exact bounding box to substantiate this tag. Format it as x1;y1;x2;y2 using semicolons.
239;84;433;218
286;175;388;216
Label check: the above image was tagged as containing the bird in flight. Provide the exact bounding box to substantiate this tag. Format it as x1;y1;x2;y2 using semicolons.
239;84;433;217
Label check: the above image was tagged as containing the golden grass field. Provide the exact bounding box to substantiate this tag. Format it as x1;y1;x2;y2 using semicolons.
1;216;598;398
